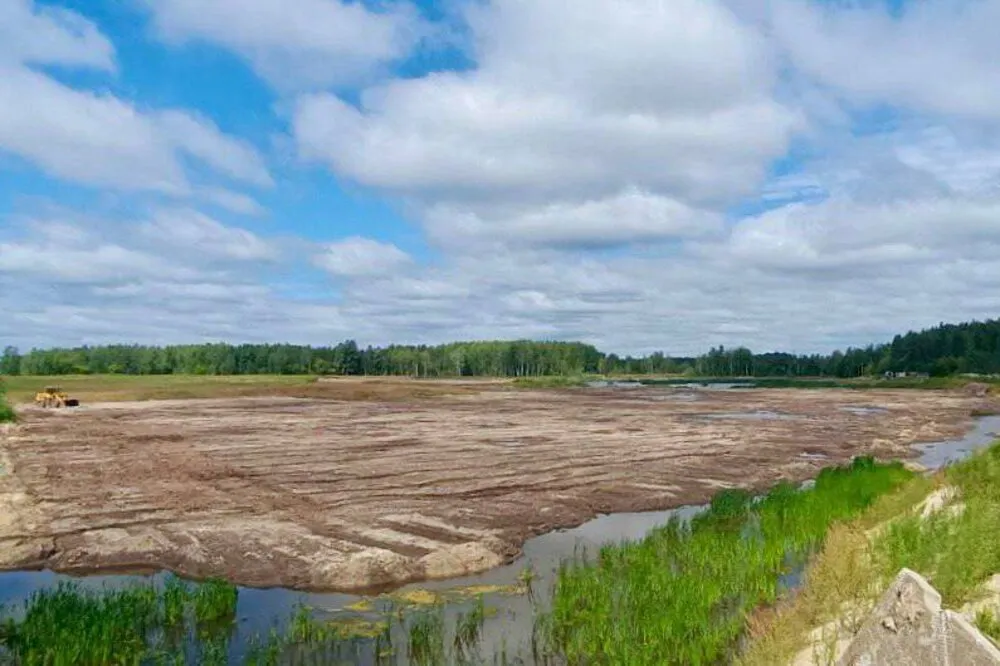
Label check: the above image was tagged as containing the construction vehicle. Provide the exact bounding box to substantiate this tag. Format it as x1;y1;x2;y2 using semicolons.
34;387;79;408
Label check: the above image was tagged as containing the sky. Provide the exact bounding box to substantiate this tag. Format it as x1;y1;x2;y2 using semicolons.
1;0;999;356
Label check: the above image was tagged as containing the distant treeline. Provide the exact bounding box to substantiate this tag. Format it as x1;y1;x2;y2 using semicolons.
693;319;1000;378
3;319;1000;378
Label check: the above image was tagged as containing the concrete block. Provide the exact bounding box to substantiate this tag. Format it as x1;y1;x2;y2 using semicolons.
837;568;1000;666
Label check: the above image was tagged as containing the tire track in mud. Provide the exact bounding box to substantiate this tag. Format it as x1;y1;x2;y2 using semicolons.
0;387;993;591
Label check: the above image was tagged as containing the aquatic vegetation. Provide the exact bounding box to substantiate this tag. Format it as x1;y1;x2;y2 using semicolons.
346;598;376;613
0;581;162;664
408;605;446;665
388;588;441;607
542;456;913;666
193;578;238;624
162;575;191;628
454;596;488;658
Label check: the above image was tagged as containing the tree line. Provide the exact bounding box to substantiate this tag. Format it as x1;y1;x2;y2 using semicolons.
3;318;1000;378
690;319;1000;378
0;341;607;378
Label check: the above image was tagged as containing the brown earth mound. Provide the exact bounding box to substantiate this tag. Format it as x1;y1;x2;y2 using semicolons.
0;384;992;592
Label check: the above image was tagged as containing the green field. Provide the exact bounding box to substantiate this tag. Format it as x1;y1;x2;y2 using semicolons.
0;374;319;405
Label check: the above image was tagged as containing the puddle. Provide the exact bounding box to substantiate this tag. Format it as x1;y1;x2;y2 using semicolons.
914;415;1000;470
676;382;756;390
585;380;644;389
3;416;1000;663
700;410;799;421
840;406;890;416
799;452;830;461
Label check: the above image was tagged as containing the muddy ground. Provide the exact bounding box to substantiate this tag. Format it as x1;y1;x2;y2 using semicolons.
0;383;994;592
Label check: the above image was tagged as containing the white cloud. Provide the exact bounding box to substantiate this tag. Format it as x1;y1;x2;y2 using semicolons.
0;65;188;192
766;0;1000;121
145;0;426;89
0;2;272;196
294;0;799;249
0;64;274;193
156;111;273;188
198;188;266;216
6;0;1000;359
314;237;412;278
139;209;276;261
0;222;199;284
424;189;723;249
0;0;115;70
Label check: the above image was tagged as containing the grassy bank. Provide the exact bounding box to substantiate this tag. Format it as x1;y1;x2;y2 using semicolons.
0;374;319;404
0;383;14;423
638;375;999;390
0;375;496;404
741;439;1000;665
541;458;913;665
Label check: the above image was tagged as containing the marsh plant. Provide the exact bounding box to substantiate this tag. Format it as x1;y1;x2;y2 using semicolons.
0;576;236;665
542;457;913;666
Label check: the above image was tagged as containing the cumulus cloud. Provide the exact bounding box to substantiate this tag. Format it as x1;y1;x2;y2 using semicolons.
6;0;1000;357
767;0;1000;121
0;217;200;284
314;237;412;278
0;0;115;70
424;189;724;249
139;209;277;261
156;111;273;188
0;2;271;195
293;0;799;249
145;0;426;89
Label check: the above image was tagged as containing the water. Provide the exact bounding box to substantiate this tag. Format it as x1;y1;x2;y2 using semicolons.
3;416;999;662
915;415;1000;469
700;410;798;421
840;406;890;416
584;380;644;389
633;379;757;390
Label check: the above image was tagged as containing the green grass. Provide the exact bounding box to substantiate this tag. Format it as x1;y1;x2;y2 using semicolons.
0;581;162;665
193;578;238;625
408;605;446;666
740;439;1000;665
0;381;15;423
874;441;1000;605
0;576;236;665
541;457;914;666
0;374;318;404
976;609;1000;644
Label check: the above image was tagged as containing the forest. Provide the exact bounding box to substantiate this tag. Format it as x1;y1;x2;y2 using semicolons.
2;319;999;379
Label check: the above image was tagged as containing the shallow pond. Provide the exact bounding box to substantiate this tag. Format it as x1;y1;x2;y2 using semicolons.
2;415;998;663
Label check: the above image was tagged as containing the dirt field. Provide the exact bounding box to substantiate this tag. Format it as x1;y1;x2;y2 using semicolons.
0;382;994;592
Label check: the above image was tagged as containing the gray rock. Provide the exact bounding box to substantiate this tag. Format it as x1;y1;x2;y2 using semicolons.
837;568;1000;666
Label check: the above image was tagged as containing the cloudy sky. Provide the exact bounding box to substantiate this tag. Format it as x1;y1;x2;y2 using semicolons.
1;0;998;355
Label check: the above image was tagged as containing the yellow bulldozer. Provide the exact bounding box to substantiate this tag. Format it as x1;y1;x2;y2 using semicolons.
34;387;79;408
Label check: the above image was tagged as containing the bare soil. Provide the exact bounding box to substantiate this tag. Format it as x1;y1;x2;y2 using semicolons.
0;383;993;592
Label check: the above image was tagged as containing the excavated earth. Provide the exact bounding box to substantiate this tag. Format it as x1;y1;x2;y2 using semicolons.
0;384;993;592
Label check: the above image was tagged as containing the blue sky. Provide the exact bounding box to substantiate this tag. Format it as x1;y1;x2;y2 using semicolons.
2;0;999;355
